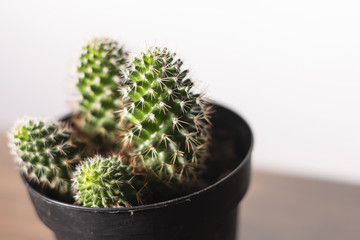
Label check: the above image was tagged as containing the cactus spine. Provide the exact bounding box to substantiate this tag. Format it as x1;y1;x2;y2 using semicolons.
76;38;128;144
9;119;84;193
121;47;211;184
72;155;141;208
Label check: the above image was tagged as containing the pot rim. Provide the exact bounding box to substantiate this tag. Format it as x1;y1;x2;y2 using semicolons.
22;104;254;213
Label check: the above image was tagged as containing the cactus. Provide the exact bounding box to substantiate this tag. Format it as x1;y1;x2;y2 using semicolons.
9;119;85;194
72;155;142;208
8;43;215;208
121;47;212;185
75;38;128;145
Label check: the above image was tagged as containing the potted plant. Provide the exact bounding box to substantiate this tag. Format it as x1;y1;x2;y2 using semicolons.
9;38;253;240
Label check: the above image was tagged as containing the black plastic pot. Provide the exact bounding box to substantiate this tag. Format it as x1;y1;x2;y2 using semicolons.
22;105;253;240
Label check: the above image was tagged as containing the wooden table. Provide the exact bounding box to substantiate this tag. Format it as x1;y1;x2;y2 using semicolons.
1;133;359;240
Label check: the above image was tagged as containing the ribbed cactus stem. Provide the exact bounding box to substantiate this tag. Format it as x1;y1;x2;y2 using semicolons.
9;119;84;193
72;155;141;208
76;38;128;144
121;47;212;184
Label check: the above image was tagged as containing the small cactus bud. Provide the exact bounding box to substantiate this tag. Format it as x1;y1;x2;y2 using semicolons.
72;155;142;208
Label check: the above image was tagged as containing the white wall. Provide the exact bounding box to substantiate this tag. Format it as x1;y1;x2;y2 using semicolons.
1;0;359;184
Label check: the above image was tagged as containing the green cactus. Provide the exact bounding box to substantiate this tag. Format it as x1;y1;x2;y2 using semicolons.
75;38;128;145
121;47;212;185
9;119;85;194
72;155;142;208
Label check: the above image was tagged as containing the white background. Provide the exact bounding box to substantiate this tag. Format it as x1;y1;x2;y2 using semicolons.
1;0;359;184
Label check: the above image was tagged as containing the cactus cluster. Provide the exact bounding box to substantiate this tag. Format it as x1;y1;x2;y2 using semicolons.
75;38;128;145
10;119;84;193
9;39;213;208
121;47;211;184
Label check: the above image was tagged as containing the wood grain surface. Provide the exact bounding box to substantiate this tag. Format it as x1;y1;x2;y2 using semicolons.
1;133;359;240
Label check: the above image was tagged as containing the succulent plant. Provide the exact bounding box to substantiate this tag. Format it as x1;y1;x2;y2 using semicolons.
75;38;128;145
72;155;142;208
9;119;85;194
121;47;212;185
9;41;215;209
